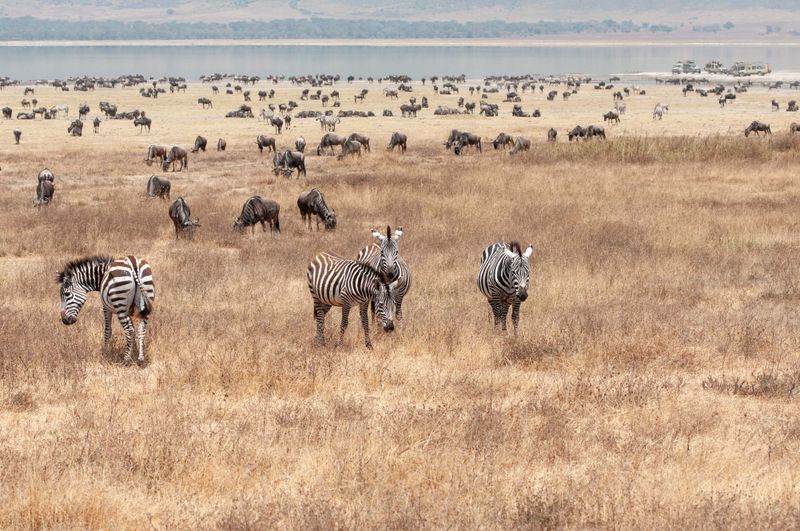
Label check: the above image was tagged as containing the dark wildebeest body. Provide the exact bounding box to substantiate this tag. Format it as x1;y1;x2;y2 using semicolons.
146;175;171;200
134;116;151;133
603;110;620;124
587;125;606;139
298;188;336;230
273;150;306;177
256;135;276;153
791;123;800;134
35;180;54;208
492;132;514;150
295;136;306;153
348;133;370;152
270;115;284;134
316;133;347;156
79;104;90;119
93;117;101;133
68;119;83;136
38;168;54;183
146;145;169;166
453;132;482;155
234;196;281;236
338;139;363;160
2;107;11;119
169;197;200;240
198;97;213;109
217;138;227;151
547;128;558;142
387;131;407;152
745;120;772;137
163;146;188;172
13;129;21;144
191;136;207;153
568;126;588;141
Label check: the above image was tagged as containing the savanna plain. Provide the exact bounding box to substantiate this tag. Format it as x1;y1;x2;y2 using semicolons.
1;77;800;529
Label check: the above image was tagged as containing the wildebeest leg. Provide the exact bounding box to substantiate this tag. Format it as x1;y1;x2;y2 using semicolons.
337;305;351;347
360;303;373;349
511;300;521;337
261;220;267;233
102;307;113;355
314;302;331;345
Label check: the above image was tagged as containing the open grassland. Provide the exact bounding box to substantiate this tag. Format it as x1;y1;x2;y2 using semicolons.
1;81;800;528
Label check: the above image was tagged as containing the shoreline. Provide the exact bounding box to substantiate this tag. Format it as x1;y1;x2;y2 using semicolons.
3;38;800;48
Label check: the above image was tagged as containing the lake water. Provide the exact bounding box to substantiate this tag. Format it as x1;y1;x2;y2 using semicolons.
2;43;799;81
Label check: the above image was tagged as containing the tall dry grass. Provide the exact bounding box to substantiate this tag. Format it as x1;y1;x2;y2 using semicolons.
1;81;800;528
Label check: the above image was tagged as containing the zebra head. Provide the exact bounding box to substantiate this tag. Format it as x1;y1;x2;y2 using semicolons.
371;272;398;333
371;225;403;278
56;258;105;325
505;243;534;302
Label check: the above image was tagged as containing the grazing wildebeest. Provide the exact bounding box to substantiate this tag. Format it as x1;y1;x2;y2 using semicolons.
464;101;476;113
509;136;531;155
93;117;101;133
744;121;771;137
791;123;800;134
316;133;347;156
3;106;12;119
273;150;306;177
67;119;83;136
547;128;558;142
217;138;227;151
35;180;54;208
568;125;588;141
191;136;207;153
256;134;276;153
38;168;54;183
145;144;169;166
13;129;21;144
348;132;370;152
587;125;606;139
387;131;407;152
788;101;799;112
169;197;200;240
298;188;336;230
338;138;363;160
162;146;188;172
772;99;779;112
234;196;281;236
603;110;620;124
653;103;669;120
445;129;463;150
270;115;284;134
295;136;306;153
198;97;213;109
492;132;514;150
79;103;90;119
134;115;151;133
146;175;171;200
453;132;482;155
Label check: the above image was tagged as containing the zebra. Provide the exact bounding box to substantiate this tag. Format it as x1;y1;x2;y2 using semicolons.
57;255;155;364
307;252;397;348
357;227;412;321
653;103;669;120
477;242;534;335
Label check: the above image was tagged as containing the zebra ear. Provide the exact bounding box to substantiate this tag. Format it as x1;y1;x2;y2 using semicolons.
523;245;534;259
392;227;403;241
371;229;384;242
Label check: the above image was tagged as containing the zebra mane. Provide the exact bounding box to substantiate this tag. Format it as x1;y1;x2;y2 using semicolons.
56;255;111;284
355;260;390;284
508;242;522;256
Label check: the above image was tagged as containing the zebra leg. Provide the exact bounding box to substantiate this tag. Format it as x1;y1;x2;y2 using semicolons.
360;303;372;349
337;305;351;347
102;307;112;354
499;303;510;331
511;301;522;337
314;302;330;345
395;296;404;321
118;315;136;363
489;299;502;328
137;318;148;364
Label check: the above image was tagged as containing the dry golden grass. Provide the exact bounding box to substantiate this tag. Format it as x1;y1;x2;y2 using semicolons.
1;80;800;528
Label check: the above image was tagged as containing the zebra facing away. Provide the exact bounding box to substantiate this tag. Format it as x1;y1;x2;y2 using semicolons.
57;255;155;365
308;252;397;348
477;242;534;335
357;227;412;321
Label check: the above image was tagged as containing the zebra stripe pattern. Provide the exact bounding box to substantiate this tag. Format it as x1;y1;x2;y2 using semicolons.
477;242;533;335
58;255;155;364
307;252;396;348
356;226;412;321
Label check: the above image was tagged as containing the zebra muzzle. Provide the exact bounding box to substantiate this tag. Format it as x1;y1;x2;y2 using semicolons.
383;322;395;333
61;311;77;325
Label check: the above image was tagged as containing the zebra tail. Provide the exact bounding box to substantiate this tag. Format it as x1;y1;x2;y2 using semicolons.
131;267;153;317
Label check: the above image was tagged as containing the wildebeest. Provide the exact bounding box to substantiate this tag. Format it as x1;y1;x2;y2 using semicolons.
603;110;620;124
453;132;482;155
67;119;83;136
13;129;21;144
547;128;558;142
295;136;306;153
256;135;276;153
298;188;336;230
568;126;588;141
492;132;514;150
270;115;284;134
191;136;208;153
338;138;362;160
234;196;281;236
169;197;200;240
509;137;531;155
35;180;54;208
744;121;771;137
162;146;188;172
145;144;169;166
791;123;800;134
146;175;171;200
78;103;90;119
387;131;407;152
217;138;227;151
587;125;606;139
316;133;347;156
134;115;151;133
348;132;370;152
93;117;101;133
273;150;306;177
17;112;35;120
38;168;54;183
2;107;12;119
445;129;463;150
772;99;779;112
198;97;213;109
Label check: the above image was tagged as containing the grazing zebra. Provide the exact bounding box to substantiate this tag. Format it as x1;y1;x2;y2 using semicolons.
357;227;412;321
477;242;534;335
57;255;155;364
307;252;397;348
653;103;669;120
